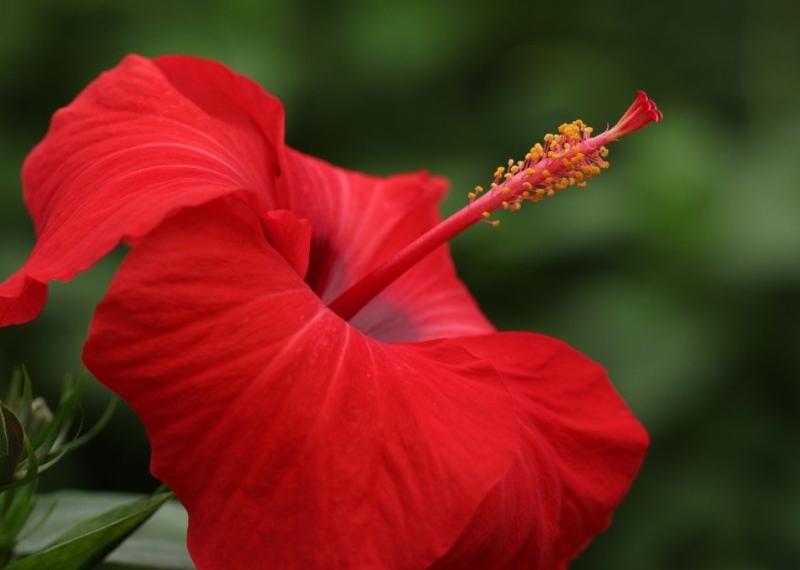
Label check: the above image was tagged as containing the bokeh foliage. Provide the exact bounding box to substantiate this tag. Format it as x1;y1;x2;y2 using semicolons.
1;0;798;568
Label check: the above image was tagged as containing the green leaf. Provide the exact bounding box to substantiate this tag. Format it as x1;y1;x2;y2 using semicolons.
15;491;191;569
6;491;174;570
0;433;40;492
0;480;39;553
2;368;33;427
28;375;86;452
0;403;25;485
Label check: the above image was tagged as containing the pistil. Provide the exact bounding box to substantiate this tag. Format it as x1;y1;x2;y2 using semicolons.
328;92;662;322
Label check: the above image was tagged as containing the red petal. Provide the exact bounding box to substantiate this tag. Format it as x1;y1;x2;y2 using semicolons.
434;333;649;568
84;199;519;569
1;54;286;325
284;150;494;342
2;54;491;340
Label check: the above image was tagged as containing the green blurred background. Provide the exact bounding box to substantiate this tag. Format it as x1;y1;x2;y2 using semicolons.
1;0;798;568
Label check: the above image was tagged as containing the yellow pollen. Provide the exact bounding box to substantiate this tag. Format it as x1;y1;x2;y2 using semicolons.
473;115;617;217
482;211;491;219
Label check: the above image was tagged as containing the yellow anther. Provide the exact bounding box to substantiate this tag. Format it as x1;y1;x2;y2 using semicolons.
470;114;618;215
491;220;500;227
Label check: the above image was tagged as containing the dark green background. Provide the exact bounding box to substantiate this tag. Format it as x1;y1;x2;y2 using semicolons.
1;1;798;568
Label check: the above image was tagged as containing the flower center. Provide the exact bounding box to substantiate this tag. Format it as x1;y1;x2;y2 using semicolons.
327;92;662;322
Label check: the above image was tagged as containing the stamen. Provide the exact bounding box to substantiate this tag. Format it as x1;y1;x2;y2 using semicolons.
327;93;662;321
473;91;662;221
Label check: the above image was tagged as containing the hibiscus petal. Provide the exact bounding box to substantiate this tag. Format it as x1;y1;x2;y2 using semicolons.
0;54;287;325
1;53;491;340
284;149;494;342
84;199;520;569
434;333;649;568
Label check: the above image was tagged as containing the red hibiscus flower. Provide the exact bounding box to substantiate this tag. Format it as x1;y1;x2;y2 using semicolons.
0;55;660;569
